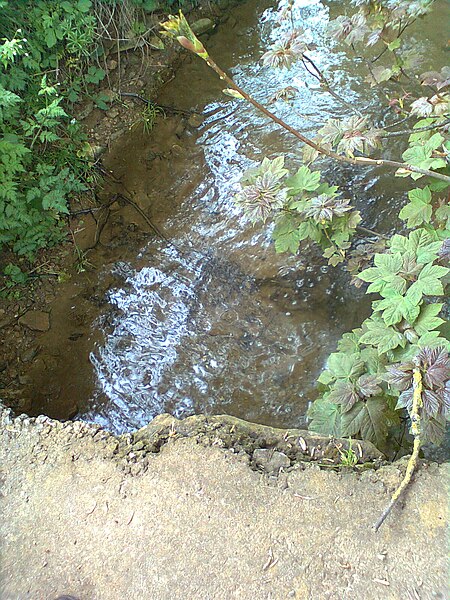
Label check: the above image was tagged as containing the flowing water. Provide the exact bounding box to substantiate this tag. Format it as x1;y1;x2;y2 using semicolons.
25;0;450;433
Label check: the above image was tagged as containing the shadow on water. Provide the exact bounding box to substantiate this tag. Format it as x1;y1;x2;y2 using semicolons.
24;0;450;434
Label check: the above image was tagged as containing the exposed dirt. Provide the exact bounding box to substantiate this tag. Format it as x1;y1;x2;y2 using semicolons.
0;408;448;600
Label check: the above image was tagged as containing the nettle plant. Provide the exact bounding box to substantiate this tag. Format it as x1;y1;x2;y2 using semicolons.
160;0;450;470
0;0;184;263
0;0;101;259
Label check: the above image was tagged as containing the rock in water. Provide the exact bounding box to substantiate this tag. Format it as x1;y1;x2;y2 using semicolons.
190;19;215;36
19;311;50;332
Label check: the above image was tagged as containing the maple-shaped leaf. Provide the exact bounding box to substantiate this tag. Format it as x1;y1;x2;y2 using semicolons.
307;397;342;436
359;318;406;354
413;303;445;336
328;380;360;412
422;389;441;417
357;374;382;398
421;414;446;445
340;397;389;448
385;363;414;391
417;346;449;390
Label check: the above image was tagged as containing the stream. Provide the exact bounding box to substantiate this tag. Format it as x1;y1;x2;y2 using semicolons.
23;0;450;434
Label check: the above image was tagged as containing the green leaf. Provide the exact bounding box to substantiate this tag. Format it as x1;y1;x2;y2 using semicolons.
297;220;322;242
390;229;442;264
273;214;302;253
388;38;401;51
359;252;407;297
77;0;91;12
286;165;321;193
375;295;421;326
307;397;341;437
274;229;301;253
326;352;365;380
317;370;335;386
337;330;362;353
341;397;388;448
435;204;450;229
359;319;405;354
45;29;57;49
373;252;403;273
399;187;432;227
407;262;449;303
413;303;445;336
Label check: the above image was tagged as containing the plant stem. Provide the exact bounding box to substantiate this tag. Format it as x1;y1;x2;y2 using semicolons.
381;119;450;137
373;368;423;532
302;53;363;117
200;54;450;184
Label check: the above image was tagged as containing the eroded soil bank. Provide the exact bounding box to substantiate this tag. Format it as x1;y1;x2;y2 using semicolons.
0;407;448;600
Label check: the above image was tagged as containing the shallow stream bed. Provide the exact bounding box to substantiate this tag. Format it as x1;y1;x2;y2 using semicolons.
18;0;450;434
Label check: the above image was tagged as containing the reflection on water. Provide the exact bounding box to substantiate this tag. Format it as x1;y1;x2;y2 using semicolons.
80;0;448;433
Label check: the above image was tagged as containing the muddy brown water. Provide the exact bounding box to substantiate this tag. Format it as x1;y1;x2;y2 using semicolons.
22;0;449;434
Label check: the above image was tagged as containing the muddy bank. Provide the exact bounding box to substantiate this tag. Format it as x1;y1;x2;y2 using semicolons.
0;406;448;600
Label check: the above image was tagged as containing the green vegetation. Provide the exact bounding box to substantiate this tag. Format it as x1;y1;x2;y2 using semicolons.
161;1;449;459
0;0;190;265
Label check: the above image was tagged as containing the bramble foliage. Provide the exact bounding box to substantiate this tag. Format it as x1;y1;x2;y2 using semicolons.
163;5;448;448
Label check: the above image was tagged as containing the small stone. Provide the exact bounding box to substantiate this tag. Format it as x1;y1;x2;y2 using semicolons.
108;108;119;119
0;316;13;329
188;114;204;128
106;59;118;71
18;311;50;332
191;18;215;36
253;449;290;475
22;346;40;362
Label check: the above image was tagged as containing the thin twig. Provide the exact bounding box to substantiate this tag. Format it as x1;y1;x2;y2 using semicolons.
119;91;202;115
381;118;450;137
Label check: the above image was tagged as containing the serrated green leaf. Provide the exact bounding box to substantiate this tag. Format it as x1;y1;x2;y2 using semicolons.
298;220;322;242
399;187;433;227
388;38;401;51
285;165;321;193
341;397;388;448
326;352;365;380
435;204;450;228
317;370;335;385
359;319;405;354
307;397;341;436
407;262;448;302
337;330;363;353
373;252;403;273
375;295;421;326
414;303;445;336
390;229;442;264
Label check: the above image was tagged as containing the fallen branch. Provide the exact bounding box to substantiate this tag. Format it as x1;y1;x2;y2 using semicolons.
373;368;423;532
160;14;450;184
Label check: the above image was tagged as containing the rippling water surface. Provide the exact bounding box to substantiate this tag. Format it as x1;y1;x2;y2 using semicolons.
77;0;449;433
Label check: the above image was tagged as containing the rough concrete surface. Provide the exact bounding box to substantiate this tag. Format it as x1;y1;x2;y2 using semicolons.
0;411;448;600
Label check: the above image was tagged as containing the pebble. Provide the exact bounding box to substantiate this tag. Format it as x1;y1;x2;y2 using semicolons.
18;310;50;332
253;449;290;475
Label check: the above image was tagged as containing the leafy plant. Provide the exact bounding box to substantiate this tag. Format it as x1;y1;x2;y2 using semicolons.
235;158;361;266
